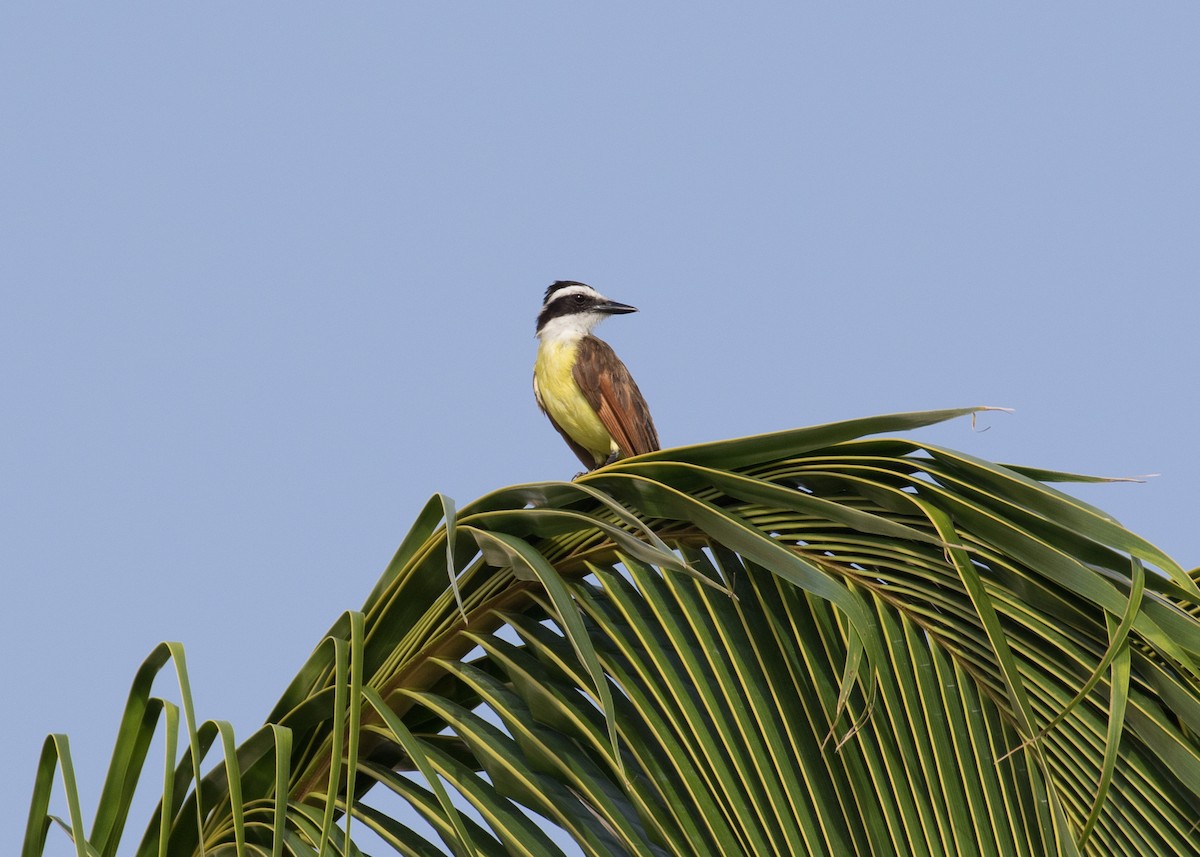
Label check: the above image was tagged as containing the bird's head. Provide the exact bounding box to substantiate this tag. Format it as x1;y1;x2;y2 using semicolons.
535;281;638;341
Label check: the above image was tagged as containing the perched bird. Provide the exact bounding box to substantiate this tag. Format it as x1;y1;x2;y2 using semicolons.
533;281;660;470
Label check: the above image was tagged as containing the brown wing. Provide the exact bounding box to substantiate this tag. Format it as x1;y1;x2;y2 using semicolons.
573;336;660;460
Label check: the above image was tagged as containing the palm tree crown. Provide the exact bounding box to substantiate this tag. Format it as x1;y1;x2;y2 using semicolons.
25;408;1200;856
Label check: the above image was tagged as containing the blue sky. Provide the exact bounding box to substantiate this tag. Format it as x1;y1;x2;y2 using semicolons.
4;5;1198;854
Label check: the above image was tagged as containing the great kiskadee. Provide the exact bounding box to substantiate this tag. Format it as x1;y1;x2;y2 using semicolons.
533;281;660;470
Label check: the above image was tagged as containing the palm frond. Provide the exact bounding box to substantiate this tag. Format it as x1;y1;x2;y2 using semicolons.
25;408;1200;856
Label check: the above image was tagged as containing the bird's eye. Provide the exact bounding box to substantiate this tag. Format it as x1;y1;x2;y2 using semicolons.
573;294;587;304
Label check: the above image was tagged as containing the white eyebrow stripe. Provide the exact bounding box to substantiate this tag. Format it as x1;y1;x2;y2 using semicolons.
543;284;600;306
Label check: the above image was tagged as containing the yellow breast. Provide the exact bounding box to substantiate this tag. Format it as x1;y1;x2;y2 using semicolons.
533;339;616;464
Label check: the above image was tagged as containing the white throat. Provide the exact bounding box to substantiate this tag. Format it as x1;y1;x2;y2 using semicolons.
537;312;605;344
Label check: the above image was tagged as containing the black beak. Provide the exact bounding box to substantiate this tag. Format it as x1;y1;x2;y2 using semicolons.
598;299;638;315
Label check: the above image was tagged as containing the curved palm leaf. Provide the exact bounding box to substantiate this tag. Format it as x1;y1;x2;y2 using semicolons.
24;408;1200;856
